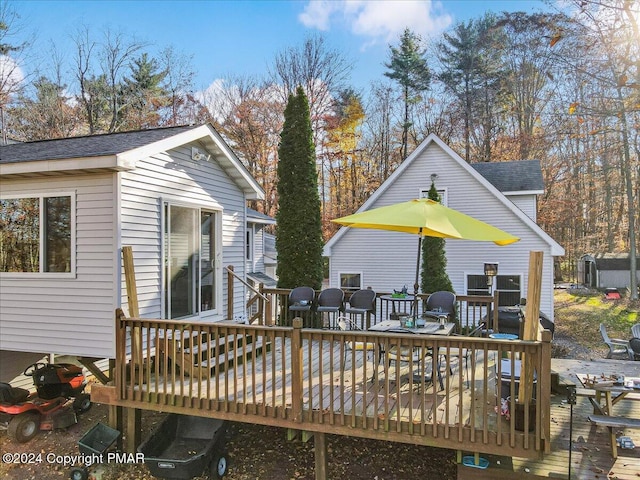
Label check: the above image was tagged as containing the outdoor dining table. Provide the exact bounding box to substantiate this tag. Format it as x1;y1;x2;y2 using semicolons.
379;295;415;319
576;373;640;457
368;320;456;389
576;373;640;416
369;319;455;336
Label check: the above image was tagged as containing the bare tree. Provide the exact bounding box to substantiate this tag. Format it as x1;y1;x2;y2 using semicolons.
204;74;283;216
7;47;81;140
72;26;143;133
0;1;29;143
159;46;196;126
550;0;639;297
100;29;143;132
268;34;351;141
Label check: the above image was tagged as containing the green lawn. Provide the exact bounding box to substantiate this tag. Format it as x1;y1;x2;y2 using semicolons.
554;289;639;350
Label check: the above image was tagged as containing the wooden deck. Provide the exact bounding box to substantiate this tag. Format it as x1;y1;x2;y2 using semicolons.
144;336;477;426
458;358;640;479
92;316;552;462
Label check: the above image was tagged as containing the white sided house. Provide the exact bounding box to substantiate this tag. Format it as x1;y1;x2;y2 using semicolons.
324;134;564;321
0;124;264;359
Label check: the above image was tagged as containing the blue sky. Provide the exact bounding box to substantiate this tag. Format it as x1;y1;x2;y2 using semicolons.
9;0;550;94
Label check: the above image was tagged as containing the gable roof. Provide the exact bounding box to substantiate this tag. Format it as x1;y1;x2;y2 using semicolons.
0;124;264;200
324;133;564;256
471;160;544;194
0;125;194;163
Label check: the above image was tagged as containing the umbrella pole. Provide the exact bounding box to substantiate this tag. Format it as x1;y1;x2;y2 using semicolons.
414;229;422;319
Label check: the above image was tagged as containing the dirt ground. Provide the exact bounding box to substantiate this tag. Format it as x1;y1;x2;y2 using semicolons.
0;344;595;480
0;395;457;480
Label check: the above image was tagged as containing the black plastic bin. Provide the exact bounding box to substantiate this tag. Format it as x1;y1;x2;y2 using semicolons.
138;414;227;479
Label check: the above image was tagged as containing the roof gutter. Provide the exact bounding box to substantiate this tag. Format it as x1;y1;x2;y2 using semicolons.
0;155;132;176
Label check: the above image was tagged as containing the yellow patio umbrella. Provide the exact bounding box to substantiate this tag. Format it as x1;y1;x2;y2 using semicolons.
332;198;519;316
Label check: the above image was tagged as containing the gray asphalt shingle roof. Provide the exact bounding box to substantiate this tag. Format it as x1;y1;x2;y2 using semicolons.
247;207;275;224
472;160;544;192
0;125;195;163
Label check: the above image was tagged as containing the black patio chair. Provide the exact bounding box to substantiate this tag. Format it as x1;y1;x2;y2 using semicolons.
344;289;376;330
423;291;456;322
383;329;443;390
289;286;315;324
440;322;486;388
316;288;344;329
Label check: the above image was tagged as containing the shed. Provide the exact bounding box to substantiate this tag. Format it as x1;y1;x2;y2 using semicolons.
0;124;264;358
579;253;640;290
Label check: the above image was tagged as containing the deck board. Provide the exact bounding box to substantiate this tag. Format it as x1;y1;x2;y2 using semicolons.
458;358;640;479
143;337;472;427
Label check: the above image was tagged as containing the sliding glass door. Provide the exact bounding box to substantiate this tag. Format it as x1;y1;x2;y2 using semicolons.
164;204;219;319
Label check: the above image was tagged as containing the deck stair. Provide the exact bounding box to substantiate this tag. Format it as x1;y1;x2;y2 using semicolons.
155;328;269;377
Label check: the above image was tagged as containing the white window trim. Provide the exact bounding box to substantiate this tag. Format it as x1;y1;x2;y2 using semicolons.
338;271;363;291
160;198;223;321
420;187;448;206
0;191;76;278
246;226;254;264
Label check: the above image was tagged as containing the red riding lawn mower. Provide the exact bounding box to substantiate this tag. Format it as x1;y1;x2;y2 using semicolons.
0;362;91;443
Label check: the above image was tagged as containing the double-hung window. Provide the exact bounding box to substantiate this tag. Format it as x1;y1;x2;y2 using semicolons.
0;194;74;274
466;273;522;307
163;203;221;319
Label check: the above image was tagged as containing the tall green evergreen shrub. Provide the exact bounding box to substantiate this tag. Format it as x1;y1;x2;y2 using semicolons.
275;86;324;290
421;182;454;294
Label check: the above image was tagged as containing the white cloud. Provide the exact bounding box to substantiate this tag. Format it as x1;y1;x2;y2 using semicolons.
299;0;340;30
299;0;452;44
0;55;25;99
195;79;227;121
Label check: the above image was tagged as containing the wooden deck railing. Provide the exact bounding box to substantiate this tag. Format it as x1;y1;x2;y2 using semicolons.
113;313;551;459
244;284;498;332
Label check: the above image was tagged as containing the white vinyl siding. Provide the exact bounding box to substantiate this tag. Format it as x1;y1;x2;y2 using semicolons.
0;174;117;357
328;142;557;320
506;194;537;221
120;143;247;322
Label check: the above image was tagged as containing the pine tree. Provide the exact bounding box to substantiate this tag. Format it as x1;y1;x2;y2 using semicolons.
384;28;431;160
421;182;453;294
275;86;324;290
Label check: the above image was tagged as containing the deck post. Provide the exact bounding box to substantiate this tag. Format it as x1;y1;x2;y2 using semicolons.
265;288;273;325
122;247;142;381
125;407;141;453
314;432;328;480
540;329;552;453
115;309;126;398
291;317;304;423
518;251;543;404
